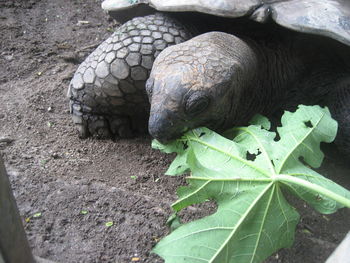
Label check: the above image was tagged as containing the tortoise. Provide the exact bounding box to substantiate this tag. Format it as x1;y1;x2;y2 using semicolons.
68;0;350;154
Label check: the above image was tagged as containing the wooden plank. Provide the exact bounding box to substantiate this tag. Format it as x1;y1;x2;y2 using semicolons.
0;156;34;263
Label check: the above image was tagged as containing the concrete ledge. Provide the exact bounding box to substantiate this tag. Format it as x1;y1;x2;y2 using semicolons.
326;231;350;263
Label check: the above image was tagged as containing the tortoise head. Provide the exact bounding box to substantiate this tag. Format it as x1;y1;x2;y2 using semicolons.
146;32;258;143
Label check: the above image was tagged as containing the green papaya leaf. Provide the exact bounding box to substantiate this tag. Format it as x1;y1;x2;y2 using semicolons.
152;105;350;263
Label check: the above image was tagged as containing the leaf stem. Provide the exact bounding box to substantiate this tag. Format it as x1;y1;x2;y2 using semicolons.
275;175;350;209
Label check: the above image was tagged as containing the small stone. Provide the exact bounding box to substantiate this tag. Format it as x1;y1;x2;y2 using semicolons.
111;59;129;79
83;68;95;84
95;61;109;78
4;55;13;61
51;153;60;159
131;67;147;81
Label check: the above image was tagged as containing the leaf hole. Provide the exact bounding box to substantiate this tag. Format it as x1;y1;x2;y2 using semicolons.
246;149;261;161
304;120;313;128
182;142;188;150
199;132;206;138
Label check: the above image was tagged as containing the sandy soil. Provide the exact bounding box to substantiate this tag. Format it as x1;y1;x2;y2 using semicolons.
0;1;350;262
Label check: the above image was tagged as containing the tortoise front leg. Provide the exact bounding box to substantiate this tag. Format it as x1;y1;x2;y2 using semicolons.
68;13;192;138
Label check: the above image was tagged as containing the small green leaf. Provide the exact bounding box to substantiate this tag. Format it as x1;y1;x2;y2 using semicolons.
301;229;312;235
105;221;114;227
166;213;181;231
33;212;42;218
130;176;137;180
80;210;88;215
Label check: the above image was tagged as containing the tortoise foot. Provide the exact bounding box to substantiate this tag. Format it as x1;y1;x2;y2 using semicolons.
70;100;136;139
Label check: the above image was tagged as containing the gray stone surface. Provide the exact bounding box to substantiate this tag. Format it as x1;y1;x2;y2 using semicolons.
326;232;350;263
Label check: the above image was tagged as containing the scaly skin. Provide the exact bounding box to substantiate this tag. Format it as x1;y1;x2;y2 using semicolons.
68;13;192;138
147;31;350;156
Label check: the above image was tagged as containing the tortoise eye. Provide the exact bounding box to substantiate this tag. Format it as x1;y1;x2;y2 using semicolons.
185;93;210;116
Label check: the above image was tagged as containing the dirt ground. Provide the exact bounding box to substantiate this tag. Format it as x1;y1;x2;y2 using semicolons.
0;1;350;262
